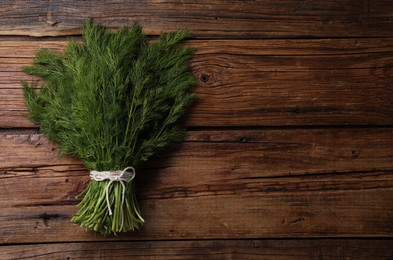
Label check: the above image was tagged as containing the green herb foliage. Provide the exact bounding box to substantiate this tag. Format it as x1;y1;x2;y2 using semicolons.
22;20;195;235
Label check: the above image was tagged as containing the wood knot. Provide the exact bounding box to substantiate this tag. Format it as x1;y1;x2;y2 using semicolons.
291;216;305;225
239;137;247;143
45;11;61;27
293;107;301;114
200;73;210;83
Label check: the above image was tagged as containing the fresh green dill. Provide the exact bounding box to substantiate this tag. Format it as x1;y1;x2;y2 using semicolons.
22;20;195;235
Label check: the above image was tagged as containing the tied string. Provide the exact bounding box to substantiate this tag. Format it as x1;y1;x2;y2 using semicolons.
90;167;135;216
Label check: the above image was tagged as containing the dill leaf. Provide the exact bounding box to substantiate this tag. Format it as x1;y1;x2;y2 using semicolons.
22;20;195;235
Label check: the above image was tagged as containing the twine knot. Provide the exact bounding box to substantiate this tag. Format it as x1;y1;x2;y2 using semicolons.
90;167;135;216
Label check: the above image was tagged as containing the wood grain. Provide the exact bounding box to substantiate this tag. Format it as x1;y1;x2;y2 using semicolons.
1;38;393;128
1;0;393;257
1;129;392;243
0;0;392;38
1;239;393;260
2;129;393;178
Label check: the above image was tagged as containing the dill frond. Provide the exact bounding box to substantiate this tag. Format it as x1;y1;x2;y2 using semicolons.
22;20;195;235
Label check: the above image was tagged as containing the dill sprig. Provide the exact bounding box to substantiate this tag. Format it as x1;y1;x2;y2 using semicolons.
22;20;195;235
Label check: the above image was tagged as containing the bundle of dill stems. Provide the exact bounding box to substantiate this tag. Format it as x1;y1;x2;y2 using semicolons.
22;20;195;235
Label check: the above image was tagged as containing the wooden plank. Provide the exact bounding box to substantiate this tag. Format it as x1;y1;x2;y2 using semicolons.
1;38;393;127
2;129;393;177
1;129;393;243
1;239;393;259
0;0;393;38
2;186;393;243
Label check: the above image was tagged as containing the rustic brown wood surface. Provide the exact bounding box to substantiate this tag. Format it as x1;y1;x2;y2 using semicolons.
1;38;393;127
0;0;393;38
1;240;393;260
1;129;393;244
1;0;393;259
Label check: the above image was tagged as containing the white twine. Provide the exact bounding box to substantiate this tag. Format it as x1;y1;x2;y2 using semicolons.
90;167;135;216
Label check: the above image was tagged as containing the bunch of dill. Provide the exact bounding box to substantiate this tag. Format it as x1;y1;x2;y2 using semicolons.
22;20;195;235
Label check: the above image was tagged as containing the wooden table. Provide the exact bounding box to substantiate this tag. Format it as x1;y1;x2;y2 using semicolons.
1;1;393;259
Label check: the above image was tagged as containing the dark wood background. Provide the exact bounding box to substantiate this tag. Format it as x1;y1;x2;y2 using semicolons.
1;1;393;259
